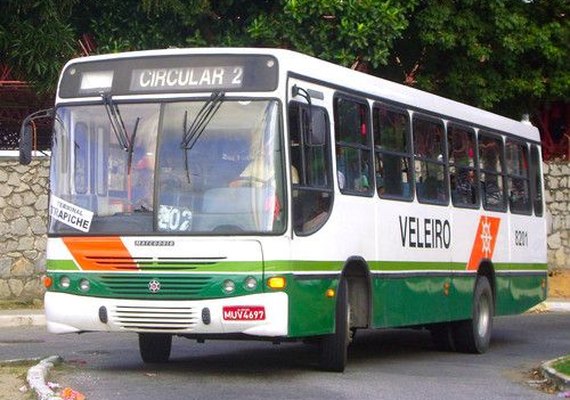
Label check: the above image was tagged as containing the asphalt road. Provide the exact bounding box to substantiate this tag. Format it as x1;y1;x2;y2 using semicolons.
1;312;568;400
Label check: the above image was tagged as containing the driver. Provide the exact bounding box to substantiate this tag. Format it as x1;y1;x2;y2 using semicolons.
229;155;273;187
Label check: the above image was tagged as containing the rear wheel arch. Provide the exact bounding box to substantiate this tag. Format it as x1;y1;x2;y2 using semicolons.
477;260;496;312
341;257;372;329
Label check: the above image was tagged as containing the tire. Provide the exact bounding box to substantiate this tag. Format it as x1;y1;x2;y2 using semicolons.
453;276;494;354
429;323;456;352
319;279;350;372
138;333;172;363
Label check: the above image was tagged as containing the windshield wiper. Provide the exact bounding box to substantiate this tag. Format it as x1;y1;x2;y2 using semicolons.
101;93;140;174
181;90;225;181
181;90;225;149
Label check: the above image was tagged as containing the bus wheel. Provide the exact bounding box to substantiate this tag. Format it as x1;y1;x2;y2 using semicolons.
138;333;172;363
429;323;455;352
453;276;493;354
319;279;350;372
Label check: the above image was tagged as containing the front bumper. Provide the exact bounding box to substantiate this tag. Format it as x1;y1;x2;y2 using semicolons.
45;291;288;337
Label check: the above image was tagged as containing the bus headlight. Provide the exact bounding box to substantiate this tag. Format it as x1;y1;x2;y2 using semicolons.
79;279;91;292
222;280;236;294
244;276;258;291
267;276;286;290
59;276;71;290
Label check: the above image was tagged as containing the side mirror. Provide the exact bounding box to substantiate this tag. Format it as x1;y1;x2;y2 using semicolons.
18;108;54;165
19;123;33;165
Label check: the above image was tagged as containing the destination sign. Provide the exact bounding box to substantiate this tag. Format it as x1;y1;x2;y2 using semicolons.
59;54;278;98
130;66;244;91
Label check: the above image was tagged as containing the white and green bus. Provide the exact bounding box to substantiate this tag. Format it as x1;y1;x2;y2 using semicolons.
20;48;547;372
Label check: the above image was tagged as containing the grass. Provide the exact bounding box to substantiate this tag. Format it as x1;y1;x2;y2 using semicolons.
0;300;43;311
0;361;38;400
553;356;570;376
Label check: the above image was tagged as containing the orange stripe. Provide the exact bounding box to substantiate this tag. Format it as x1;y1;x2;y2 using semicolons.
62;236;137;271
466;216;501;271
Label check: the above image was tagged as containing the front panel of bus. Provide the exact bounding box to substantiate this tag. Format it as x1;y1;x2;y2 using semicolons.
44;53;292;337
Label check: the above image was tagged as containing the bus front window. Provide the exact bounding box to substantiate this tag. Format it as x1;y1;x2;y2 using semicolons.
156;100;284;234
49;103;159;234
48;99;284;235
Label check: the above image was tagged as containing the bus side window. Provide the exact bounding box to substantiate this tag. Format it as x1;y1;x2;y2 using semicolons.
478;132;506;211
448;124;478;207
373;104;413;200
506;139;531;214
529;144;544;216
412;116;448;204
334;96;373;196
289;102;333;236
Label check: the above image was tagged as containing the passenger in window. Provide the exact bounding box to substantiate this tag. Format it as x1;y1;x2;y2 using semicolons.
381;114;407;196
355;161;370;191
423;125;445;200
479;138;502;204
229;145;272;188
510;179;527;209
451;132;474;202
451;132;469;164
480;138;500;170
291;165;300;185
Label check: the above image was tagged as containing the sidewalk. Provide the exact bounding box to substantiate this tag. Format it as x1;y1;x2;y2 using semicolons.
0;309;45;328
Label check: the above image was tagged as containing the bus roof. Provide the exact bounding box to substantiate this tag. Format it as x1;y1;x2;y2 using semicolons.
61;47;540;142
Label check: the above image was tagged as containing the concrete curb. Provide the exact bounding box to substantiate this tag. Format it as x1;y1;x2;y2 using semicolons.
545;301;570;313
0;310;45;328
541;356;570;391
526;300;570;314
27;355;63;400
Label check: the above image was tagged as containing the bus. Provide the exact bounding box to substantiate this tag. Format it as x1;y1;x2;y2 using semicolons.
20;48;547;372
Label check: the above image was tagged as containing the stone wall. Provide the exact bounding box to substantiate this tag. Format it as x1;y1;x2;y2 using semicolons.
0;156;568;303
544;161;570;271
0;156;49;302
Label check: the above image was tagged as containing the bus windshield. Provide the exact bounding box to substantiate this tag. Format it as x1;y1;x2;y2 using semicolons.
49;99;285;235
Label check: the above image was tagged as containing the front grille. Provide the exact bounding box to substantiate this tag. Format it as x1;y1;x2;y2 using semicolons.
85;256;225;272
111;305;199;331
98;275;212;298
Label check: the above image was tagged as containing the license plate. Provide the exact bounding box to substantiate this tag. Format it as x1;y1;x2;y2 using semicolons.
222;306;265;321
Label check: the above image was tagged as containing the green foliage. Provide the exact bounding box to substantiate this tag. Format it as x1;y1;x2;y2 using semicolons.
75;0;188;53
0;0;567;117
248;0;416;69
387;0;570;118
0;0;77;94
553;355;570;376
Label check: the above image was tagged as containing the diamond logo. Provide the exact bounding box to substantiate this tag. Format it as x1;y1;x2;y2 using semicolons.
480;217;493;257
148;279;161;293
467;215;501;270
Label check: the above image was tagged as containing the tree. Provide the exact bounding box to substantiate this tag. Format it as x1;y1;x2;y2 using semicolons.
0;0;77;94
386;0;569;119
1;0;568;120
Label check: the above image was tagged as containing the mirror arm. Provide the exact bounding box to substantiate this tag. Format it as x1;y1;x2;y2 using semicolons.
292;85;313;138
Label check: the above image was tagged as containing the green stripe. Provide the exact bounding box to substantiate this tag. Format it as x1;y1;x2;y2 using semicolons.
47;259;263;273
47;258;547;273
47;260;79;271
494;262;547;271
